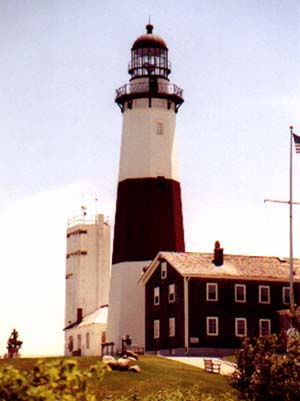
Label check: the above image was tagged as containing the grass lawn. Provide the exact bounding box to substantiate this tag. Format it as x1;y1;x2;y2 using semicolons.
0;355;238;400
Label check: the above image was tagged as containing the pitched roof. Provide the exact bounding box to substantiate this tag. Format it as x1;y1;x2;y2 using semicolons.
141;252;300;284
77;305;108;327
64;306;108;331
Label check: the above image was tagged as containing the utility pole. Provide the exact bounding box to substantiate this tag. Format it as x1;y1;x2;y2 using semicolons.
264;126;298;312
264;198;299;310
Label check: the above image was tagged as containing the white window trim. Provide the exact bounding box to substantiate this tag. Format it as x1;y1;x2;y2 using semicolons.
154;320;160;339
161;262;167;279
282;286;290;305
207;317;219;336
259;285;270;304
206;283;218;301
168;284;176;303
259;319;271;336
154;287;160;305
169;317;175;337
235;284;246;303
235;318;247;337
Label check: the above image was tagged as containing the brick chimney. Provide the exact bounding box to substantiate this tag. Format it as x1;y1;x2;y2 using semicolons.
77;308;83;323
213;241;223;266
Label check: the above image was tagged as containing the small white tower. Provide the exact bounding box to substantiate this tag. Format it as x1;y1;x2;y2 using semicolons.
64;213;111;356
107;24;185;350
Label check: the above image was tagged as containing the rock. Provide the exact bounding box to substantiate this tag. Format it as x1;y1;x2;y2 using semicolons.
117;358;131;368
108;357;131;371
129;364;141;373
102;355;116;365
126;350;139;360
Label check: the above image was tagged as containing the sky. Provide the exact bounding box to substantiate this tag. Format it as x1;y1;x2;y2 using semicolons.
0;0;299;356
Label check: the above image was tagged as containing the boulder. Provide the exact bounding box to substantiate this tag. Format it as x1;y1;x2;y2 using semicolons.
102;355;116;365
108;357;131;371
129;364;141;373
126;350;139;360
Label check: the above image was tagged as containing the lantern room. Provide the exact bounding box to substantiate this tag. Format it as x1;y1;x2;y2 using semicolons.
129;24;171;80
115;24;183;113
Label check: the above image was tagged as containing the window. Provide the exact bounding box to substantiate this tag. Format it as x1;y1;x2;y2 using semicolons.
282;287;290;305
157;176;166;190
235;284;246;303
156;122;163;135
77;308;83;322
68;336;74;352
259;319;271;336
207;317;219;336
161;262;167;279
169;318;175;337
154;320;160;339
154;287;160;305
86;333;90;349
259;286;270;303
206;283;218;301
77;334;81;350
168;284;176;303
235;318;247;337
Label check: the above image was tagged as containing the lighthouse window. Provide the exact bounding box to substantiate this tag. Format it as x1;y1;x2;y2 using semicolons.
157;176;166;190
156;122;163;135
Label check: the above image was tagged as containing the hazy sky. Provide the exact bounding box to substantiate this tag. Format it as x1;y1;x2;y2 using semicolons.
0;0;299;356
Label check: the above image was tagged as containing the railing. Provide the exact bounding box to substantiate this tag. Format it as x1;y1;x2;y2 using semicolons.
115;82;183;99
67;215;101;227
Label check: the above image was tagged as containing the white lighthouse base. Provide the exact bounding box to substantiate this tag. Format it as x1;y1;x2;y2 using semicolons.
106;261;149;352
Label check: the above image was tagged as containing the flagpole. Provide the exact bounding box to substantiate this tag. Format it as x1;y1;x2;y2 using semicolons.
289;126;295;312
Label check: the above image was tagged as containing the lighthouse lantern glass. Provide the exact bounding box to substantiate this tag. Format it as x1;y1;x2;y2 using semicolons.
130;47;170;79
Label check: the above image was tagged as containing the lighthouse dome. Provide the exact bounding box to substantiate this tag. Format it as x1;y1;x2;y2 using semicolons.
132;24;168;50
129;24;171;80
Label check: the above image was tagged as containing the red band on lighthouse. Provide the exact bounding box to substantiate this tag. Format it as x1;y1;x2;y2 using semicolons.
113;177;185;264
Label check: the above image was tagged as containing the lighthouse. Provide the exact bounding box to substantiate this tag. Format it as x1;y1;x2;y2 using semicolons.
106;24;185;349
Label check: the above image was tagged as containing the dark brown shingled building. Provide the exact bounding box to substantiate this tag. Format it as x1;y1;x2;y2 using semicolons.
140;244;300;356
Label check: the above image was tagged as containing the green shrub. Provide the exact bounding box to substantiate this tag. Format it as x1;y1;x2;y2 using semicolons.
231;334;300;401
0;359;105;401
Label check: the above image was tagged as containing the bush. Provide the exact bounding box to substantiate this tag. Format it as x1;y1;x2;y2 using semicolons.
0;359;105;401
231;333;300;401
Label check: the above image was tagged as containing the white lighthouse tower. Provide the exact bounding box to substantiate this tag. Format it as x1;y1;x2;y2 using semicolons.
107;24;185;350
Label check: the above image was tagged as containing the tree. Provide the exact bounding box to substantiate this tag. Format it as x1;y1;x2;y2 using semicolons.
231;333;300;401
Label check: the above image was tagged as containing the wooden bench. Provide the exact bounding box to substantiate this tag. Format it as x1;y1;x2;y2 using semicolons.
204;358;221;374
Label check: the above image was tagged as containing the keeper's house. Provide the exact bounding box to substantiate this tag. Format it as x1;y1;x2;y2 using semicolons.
140;242;300;356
